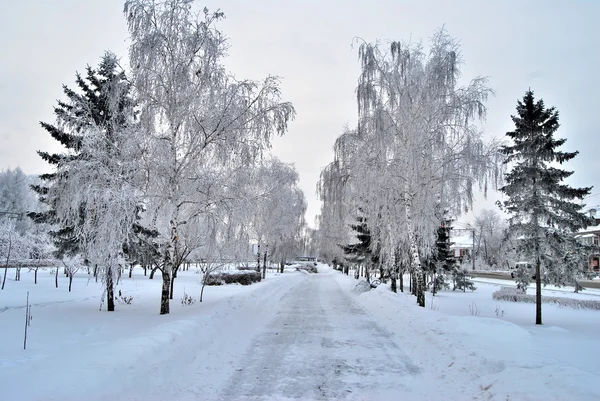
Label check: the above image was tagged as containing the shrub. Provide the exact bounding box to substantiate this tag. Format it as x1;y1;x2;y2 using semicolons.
236;265;256;271
353;280;371;294
181;292;196;305
492;286;600;310
205;270;262;286
469;301;481;316
296;264;318;274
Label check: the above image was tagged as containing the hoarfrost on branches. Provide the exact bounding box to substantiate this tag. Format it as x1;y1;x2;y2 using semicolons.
125;0;295;314
319;29;502;307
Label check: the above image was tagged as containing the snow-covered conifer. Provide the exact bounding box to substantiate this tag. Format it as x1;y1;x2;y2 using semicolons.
499;90;593;325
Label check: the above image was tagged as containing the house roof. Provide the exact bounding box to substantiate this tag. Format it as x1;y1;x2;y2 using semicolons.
449;234;473;249
577;233;597;238
576;224;600;235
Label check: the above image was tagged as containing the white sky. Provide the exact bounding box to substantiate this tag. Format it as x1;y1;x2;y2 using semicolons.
1;0;599;228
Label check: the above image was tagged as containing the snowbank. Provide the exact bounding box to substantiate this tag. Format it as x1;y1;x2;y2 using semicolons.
331;269;600;401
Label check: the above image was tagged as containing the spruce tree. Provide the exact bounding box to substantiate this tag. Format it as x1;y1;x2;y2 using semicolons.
30;52;136;311
499;90;592;325
341;214;378;283
432;216;455;294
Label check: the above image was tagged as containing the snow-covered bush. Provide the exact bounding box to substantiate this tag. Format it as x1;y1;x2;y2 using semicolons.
296;264;318;274
205;271;262;286
353;280;372;294
453;269;476;292
492;287;600;310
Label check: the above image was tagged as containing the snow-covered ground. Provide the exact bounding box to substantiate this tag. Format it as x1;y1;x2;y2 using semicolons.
334;271;600;400
1;264;599;400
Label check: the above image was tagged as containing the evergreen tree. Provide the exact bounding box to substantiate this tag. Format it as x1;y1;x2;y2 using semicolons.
341;214;378;282
431;216;456;294
453;268;476;292
30;52;138;311
498;90;592;325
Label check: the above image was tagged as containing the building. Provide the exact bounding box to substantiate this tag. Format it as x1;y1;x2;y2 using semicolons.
574;207;600;273
449;230;474;261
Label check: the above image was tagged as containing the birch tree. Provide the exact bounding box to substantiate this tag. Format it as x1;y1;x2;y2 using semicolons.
124;0;295;314
319;29;501;307
252;158;306;276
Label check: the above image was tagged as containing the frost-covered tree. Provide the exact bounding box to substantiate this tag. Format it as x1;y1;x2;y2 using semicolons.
124;0;294;314
341;214;377;282
498;90;592;325
0;168;50;288
316;160;354;268
62;254;85;292
319;29;501;307
0;220;16;289
431;215;455;294
473;209;506;268
27;232;55;284
251;159;306;276
35;52;140;311
453;268;476;292
0;168;42;235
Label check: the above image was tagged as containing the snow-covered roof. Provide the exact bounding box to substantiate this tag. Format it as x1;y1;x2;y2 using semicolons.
577;233;597;239
449;234;473;248
576;224;600;235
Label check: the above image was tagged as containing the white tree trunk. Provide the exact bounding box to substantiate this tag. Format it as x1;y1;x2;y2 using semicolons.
404;189;425;307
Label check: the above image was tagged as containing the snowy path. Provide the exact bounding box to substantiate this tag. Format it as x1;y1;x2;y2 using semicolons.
220;274;420;400
5;267;600;400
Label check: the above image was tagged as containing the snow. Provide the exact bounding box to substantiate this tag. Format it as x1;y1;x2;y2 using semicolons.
334;270;600;400
449;233;474;248
2;264;600;400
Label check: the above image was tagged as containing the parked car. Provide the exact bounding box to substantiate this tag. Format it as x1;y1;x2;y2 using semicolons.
510;262;536;279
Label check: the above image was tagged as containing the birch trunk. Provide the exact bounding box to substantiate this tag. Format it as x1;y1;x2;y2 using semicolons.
404;190;425;307
170;265;178;300
106;265;115;312
160;215;179;314
160;256;171;315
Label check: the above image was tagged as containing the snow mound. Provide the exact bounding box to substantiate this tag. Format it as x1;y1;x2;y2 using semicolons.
353;279;371;294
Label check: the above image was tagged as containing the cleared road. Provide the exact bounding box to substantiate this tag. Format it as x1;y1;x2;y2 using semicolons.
220;273;420;400
470;271;600;289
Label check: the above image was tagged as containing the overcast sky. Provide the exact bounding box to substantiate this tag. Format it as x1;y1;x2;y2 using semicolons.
1;0;599;228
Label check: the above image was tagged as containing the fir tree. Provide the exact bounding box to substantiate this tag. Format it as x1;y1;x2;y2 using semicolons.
498;90;592;325
432;216;456;294
30;52;137;312
341;214;378;283
453;268;476;292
